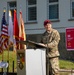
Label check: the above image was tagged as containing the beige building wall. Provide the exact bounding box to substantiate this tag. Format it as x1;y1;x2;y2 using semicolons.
0;0;74;60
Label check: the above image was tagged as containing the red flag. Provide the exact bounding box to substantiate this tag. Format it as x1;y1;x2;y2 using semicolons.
13;10;19;49
19;11;26;49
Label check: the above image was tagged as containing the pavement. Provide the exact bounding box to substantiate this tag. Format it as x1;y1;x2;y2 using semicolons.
60;69;74;72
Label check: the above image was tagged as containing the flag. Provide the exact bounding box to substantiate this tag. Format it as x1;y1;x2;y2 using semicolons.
17;10;26;75
13;10;19;49
8;10;13;47
19;11;26;49
0;10;8;53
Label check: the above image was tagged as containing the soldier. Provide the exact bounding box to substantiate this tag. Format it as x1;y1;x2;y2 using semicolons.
40;20;60;75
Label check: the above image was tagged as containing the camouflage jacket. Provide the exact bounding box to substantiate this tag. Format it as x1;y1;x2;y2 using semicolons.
41;29;60;58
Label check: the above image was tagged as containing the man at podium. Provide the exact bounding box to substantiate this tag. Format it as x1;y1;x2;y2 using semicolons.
40;20;60;75
17;20;60;75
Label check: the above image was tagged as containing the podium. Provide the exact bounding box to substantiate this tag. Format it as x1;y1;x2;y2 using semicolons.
17;40;46;48
17;40;46;75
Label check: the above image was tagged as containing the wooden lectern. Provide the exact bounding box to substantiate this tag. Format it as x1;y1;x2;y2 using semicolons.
17;40;46;49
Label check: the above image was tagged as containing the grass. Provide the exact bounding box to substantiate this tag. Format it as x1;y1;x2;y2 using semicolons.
59;60;74;69
0;51;74;72
0;50;17;72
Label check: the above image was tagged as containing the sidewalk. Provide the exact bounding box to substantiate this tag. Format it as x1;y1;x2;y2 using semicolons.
60;69;74;73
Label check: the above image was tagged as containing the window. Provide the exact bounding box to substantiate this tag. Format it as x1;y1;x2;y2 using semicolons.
27;0;37;22
7;1;16;22
71;0;74;19
48;0;59;20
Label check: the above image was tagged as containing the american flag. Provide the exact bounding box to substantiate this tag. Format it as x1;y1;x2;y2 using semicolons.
0;10;8;53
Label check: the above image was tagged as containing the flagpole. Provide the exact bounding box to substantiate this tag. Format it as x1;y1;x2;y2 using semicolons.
1;42;4;72
8;37;9;61
1;42;3;61
2;8;6;61
1;8;7;61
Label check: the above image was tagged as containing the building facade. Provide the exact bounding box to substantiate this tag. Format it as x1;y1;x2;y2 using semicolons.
0;0;74;60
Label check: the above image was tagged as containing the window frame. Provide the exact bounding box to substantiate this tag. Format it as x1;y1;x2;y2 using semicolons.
71;0;74;19
26;0;37;22
48;0;59;21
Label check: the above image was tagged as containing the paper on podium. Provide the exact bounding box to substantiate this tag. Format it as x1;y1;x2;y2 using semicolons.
17;40;46;48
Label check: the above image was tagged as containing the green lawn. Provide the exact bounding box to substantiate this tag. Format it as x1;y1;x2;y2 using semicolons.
59;60;74;69
0;51;17;72
0;51;74;72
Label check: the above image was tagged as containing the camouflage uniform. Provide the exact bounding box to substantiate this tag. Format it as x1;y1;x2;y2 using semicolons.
41;29;60;75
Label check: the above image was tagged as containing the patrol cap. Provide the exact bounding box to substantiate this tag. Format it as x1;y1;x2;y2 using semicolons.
44;20;51;26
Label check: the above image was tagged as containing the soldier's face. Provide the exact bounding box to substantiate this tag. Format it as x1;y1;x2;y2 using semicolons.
44;23;52;31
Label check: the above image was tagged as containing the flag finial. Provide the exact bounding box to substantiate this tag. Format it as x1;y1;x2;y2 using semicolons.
3;7;6;12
